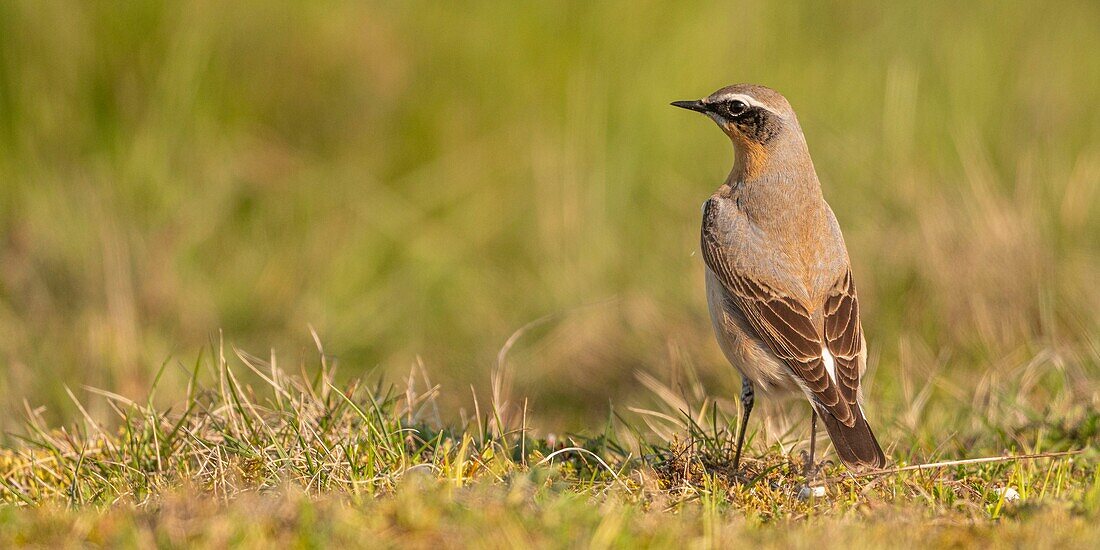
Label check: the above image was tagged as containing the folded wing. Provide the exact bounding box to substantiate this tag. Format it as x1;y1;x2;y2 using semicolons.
701;203;862;426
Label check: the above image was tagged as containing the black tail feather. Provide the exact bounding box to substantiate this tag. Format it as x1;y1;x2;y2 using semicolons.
817;407;886;470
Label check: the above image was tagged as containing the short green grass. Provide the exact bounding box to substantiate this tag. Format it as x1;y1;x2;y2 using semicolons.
1;341;1097;546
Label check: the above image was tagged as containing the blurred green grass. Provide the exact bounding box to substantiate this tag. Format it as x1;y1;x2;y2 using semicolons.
0;1;1097;435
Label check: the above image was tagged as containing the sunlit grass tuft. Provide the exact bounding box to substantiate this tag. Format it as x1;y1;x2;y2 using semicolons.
1;337;1096;544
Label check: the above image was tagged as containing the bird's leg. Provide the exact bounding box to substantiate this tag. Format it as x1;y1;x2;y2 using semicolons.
732;377;755;472
803;409;818;480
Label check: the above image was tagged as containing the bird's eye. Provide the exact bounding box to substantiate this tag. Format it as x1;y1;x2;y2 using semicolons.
726;100;748;117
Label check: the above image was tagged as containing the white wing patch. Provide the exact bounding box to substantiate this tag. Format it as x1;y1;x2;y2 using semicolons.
821;346;837;384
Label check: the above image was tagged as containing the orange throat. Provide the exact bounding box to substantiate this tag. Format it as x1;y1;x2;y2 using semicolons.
728;131;769;181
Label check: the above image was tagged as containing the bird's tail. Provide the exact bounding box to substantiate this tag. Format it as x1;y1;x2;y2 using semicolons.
818;407;886;471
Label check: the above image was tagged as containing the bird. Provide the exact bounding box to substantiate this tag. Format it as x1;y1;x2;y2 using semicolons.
671;84;887;474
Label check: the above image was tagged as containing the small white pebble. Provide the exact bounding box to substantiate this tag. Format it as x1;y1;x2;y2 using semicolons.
797;485;826;500
995;487;1021;503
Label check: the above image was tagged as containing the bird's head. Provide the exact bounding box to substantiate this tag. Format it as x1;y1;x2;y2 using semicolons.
672;84;804;180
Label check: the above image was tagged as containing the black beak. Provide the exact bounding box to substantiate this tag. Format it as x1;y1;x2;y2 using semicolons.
670;100;710;114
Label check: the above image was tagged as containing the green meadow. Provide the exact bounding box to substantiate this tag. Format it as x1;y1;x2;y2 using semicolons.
0;1;1097;546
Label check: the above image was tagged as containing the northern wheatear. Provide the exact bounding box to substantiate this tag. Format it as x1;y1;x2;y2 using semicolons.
672;84;886;473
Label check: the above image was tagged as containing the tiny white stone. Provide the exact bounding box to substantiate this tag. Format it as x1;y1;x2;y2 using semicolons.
995;487;1021;502
797;485;826;500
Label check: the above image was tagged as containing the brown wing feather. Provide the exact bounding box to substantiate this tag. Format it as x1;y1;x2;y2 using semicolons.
823;270;864;408
701;205;859;425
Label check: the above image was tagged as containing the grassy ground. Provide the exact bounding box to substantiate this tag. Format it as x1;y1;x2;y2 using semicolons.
0;343;1097;546
1;0;1098;546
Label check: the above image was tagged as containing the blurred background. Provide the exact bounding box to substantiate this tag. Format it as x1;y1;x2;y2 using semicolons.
0;1;1097;438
